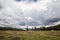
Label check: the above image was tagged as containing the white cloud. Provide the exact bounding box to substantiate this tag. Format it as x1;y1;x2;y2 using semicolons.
0;0;60;28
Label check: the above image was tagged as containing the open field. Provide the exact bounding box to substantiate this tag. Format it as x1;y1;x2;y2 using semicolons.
0;31;60;40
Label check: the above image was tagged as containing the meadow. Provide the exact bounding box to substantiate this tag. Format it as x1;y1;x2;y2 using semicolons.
0;31;60;40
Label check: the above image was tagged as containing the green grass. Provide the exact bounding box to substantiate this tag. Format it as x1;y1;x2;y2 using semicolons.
0;31;60;40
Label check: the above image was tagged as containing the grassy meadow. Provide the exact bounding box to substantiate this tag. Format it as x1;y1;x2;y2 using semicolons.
0;31;60;40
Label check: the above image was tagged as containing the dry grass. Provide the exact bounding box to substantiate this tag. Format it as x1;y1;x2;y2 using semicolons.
0;31;60;40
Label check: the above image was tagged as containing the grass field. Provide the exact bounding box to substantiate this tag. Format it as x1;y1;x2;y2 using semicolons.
0;31;60;40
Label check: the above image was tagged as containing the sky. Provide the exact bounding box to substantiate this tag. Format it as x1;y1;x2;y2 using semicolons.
0;0;60;29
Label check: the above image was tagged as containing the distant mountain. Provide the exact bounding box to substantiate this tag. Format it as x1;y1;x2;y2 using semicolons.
47;24;60;30
40;24;60;31
0;27;23;31
0;24;60;31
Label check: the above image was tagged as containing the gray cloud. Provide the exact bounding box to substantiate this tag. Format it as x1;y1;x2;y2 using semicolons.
0;0;60;28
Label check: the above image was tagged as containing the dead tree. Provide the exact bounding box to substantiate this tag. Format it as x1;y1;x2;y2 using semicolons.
26;26;28;31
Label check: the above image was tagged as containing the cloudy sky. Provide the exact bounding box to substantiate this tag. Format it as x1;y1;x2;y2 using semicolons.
0;0;60;28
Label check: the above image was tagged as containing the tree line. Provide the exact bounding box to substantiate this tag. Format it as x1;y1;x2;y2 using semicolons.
26;25;60;31
0;24;60;31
